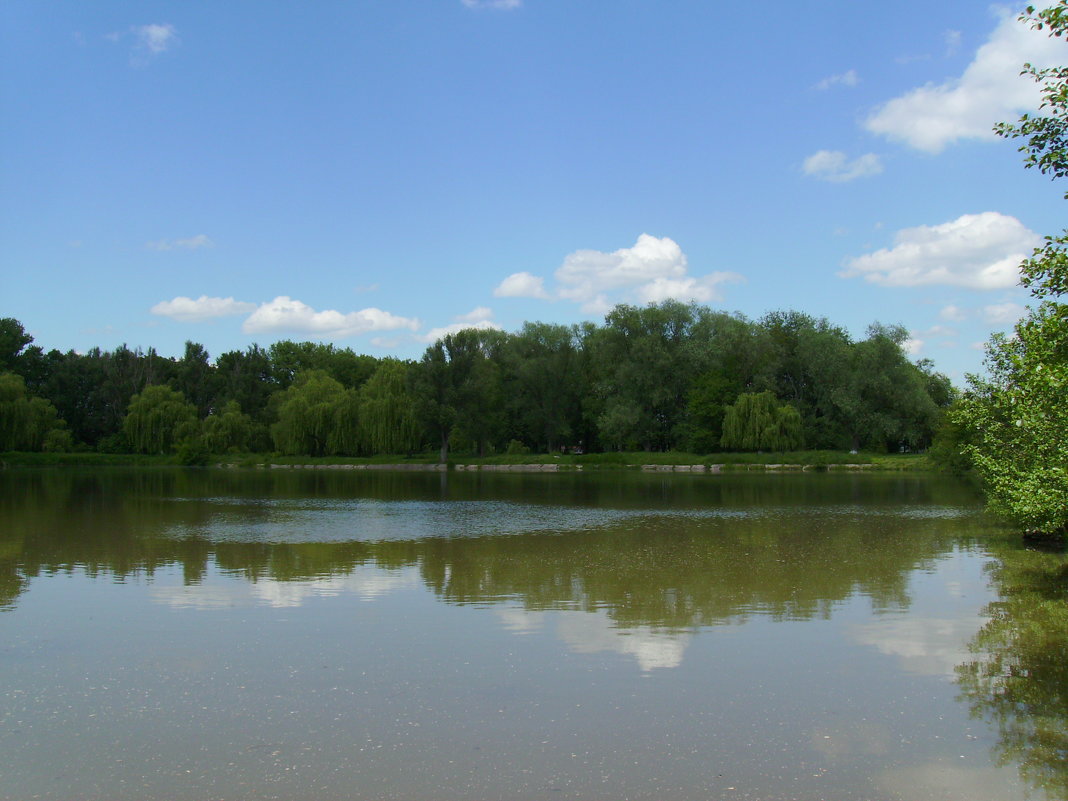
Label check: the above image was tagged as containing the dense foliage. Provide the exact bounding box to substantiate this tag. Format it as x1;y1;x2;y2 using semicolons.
955;2;1068;534
0;304;950;459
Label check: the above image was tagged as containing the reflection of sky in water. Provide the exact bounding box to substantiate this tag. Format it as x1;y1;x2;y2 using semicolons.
151;565;692;673
495;606;691;672
163;497;975;543
850;545;991;678
151;565;419;608
851;615;986;677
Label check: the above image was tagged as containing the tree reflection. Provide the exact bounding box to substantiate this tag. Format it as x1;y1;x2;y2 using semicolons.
956;539;1068;800
0;468;987;631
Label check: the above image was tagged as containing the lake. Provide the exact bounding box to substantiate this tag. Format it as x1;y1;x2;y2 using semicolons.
0;468;1064;801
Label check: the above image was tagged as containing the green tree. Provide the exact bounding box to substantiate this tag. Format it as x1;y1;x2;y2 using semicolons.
201;400;256;453
268;341;378;390
829;325;941;452
0;318;33;373
358;359;419;455
271;370;359;456
172;341;218;418
123;384;198;454
589;301;709;451
956;2;1068;534
409;329;504;461
720;391;802;452
503;322;584;452
215;344;276;423
0;372;70;451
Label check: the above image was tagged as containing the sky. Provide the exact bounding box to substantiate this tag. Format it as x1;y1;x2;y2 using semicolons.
2;1;1066;383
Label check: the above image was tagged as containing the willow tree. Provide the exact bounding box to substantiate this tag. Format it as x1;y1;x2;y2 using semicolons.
201;400;255;453
271;370;358;457
0;372;70;451
123;384;197;454
359;359;419;455
720;391;802;452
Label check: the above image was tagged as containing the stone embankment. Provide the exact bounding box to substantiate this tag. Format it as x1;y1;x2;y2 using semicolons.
266;463;446;471
640;463;877;472
255;462;878;472
641;464;715;472
455;463;569;471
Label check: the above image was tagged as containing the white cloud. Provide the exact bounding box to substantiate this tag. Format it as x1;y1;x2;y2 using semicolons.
802;150;883;182
242;296;420;337
146;234;213;251
494;271;551;299
940;304;967;321
633;274;738;305
556;233;741;309
815;69;859;90
494;234;741;313
151;295;256;322
133;23;177;55
462;0;521;8
924;324;958;338
557;234;689;302
841;212;1041;289
420;319;502;344
418;307;503;343
982;301;1026;324
866;11;1064;152
456;306;494;323
944;29;963;57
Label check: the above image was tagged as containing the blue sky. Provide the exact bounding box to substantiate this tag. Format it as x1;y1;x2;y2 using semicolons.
2;1;1065;382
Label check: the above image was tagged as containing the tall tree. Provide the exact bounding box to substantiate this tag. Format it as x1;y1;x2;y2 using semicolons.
172;341;217;418
409;329;504;461
830;324;940;452
503;323;584;452
590;301;707;451
956;2;1068;534
215;345;276;423
0;318;33;373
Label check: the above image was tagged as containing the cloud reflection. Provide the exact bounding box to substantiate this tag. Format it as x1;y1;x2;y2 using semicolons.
151;566;418;609
496;606;691;672
850;615;985;677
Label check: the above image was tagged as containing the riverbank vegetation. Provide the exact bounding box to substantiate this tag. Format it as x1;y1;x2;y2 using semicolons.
953;2;1068;535
0;303;952;466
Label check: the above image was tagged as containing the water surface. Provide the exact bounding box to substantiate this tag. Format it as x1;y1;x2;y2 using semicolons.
0;468;1060;800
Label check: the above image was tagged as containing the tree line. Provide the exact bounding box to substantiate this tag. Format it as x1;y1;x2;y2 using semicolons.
0;302;953;460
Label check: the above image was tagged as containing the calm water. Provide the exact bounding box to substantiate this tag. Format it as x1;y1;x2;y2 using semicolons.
0;468;1061;800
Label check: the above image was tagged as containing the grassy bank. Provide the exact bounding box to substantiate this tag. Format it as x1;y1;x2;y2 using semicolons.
2;450;933;471
0;452;178;467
